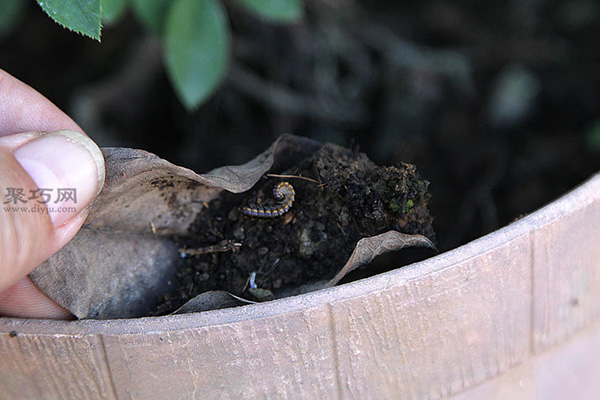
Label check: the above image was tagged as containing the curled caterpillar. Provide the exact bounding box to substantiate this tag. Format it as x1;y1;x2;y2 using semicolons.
241;182;295;218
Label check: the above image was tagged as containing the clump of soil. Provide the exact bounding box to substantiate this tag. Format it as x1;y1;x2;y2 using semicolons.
154;143;434;314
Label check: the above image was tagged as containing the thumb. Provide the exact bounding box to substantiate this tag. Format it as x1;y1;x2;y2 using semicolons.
0;130;105;293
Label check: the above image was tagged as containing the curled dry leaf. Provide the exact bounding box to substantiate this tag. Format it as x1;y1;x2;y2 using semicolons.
30;135;434;319
30;135;319;319
272;231;437;299
172;291;253;314
325;231;437;287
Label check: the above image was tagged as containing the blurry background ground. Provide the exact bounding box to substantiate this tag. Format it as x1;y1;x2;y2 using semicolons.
1;0;600;252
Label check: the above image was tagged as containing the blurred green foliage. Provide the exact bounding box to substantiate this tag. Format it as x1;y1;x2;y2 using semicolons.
131;0;170;34
0;0;27;37
165;0;230;107
585;120;600;154
236;0;303;23
102;0;129;25
20;0;304;109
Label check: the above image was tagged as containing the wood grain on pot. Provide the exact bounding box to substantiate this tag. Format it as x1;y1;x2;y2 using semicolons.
1;173;600;399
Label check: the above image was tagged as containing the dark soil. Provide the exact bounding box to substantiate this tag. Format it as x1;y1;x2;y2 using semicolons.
154;143;433;314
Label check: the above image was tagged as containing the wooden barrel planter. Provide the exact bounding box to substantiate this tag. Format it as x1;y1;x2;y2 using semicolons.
1;172;600;400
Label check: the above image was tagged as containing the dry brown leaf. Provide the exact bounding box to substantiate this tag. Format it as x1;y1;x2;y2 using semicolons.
30;135;319;319
172;291;251;314
325;231;437;287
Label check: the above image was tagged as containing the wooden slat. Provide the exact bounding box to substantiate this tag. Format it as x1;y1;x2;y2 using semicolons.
0;333;116;399
531;202;600;352
102;304;339;400
447;318;600;400
329;234;532;400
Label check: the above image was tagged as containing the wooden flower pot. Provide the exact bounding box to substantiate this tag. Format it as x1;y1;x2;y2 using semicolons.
2;173;600;400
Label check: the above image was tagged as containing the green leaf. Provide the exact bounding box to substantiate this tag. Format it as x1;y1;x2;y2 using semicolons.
165;0;231;109
585;120;600;154
235;0;303;23
36;0;102;41
0;0;27;37
131;0;171;35
102;0;129;25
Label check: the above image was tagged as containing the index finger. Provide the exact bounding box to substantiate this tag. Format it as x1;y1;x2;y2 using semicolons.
0;69;82;138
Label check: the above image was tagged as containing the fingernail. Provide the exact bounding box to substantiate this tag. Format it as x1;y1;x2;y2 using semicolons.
13;130;105;227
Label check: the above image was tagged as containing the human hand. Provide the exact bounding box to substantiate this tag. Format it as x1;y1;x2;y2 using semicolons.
0;69;105;319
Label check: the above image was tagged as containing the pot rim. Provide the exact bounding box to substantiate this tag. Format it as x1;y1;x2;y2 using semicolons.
2;172;598;336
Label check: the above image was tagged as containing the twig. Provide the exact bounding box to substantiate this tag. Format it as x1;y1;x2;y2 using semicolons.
180;240;242;256
266;173;320;184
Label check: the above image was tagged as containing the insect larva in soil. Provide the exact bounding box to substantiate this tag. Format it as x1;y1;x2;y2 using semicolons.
241;182;295;218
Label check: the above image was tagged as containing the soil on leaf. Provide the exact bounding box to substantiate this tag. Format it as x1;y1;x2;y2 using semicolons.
153;143;434;314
